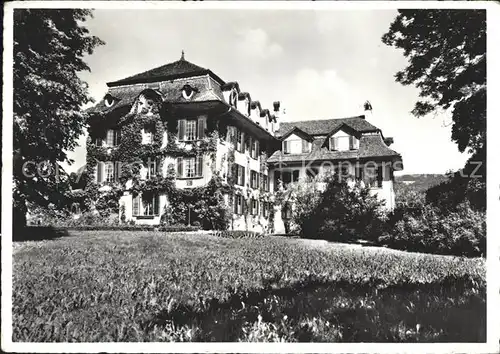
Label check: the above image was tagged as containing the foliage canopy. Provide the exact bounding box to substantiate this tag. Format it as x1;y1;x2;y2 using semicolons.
13;9;104;225
382;10;486;155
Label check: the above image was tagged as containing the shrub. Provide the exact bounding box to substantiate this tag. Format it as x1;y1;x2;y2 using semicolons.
212;230;265;239
394;181;426;211
379;201;485;257
294;175;386;242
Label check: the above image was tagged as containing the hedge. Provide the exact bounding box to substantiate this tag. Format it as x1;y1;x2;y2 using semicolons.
25;225;201;232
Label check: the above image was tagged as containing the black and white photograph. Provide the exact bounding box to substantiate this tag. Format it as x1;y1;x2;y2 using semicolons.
2;1;498;352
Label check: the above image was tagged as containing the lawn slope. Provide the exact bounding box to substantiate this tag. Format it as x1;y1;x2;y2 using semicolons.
13;231;485;342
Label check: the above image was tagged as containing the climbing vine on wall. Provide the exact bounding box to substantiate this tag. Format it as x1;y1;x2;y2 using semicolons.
83;95;239;229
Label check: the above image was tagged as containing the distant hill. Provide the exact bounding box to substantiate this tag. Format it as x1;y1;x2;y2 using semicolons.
395;174;449;193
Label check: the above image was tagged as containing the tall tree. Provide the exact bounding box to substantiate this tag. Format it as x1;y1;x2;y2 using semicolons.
382;10;486;156
13;9;104;228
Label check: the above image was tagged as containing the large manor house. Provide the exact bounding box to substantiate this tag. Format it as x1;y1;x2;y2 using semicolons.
86;53;403;233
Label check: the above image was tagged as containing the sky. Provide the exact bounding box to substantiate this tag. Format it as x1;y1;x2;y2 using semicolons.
66;8;470;175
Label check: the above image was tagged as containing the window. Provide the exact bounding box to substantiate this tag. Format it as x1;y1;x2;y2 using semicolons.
176;155;203;178
251;139;260;159
184;158;195;178
261;173;269;192
233;195;244;214
234;164;246;186
236;129;244;152
283;202;293;219
262;201;270;217
282;170;300;184
274;170;299;190
251;198;259;216
283;139;303;154
71;203;81;215
142;128;153;145
250;170;259;189
99;129;120;147
105;162;114;183
145;159;157;180
106;130;115;146
185;120;197;141
133;194;160;216
330;136;358;151
355;166;364;181
178;117;206;141
364;165;383;188
104;96;115;107
334;164;350;181
182;84;195;100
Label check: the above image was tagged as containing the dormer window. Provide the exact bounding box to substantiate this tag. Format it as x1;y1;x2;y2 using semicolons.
182;84;195;100
105;96;115;107
329;136;358;151
283;138;310;154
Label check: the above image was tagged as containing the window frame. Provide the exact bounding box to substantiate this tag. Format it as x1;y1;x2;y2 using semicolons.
145;159;157;180
106;129;115;146
184;119;197;142
183;157;196;178
104;162;114;183
364;165;382;189
177;155;203;179
235;164;245;186
234;194;244;215
251;198;259;216
250;170;259;189
133;194;160;217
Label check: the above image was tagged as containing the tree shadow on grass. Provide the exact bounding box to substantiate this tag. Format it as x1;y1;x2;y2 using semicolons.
13;226;69;242
140;275;486;342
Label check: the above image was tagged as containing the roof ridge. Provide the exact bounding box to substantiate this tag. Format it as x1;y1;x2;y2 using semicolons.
107;58;224;87
281;115;366;124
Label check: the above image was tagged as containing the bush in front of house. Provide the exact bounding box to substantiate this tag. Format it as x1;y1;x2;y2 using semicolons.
379;201;485;257
294;175;386;243
211;230;265;239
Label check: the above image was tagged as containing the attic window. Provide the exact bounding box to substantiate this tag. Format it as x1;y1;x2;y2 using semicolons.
104;95;115;107
330;136;358;151
182;84;195;100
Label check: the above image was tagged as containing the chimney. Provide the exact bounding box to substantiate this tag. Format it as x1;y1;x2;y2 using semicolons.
273;101;281;134
363;100;373;120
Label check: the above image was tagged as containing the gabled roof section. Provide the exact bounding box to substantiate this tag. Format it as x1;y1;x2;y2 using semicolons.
280;126;314;142
275;116;379;137
107;56;225;87
324;122;362;140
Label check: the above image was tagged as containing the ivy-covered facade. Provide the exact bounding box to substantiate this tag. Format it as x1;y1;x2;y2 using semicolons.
85;54;282;232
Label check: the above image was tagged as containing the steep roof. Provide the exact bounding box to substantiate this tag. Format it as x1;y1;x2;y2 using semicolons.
276;116;378;137
107;57;225;87
268;134;401;164
87;75;223;115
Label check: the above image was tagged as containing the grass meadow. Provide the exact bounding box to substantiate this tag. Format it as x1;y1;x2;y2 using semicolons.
12;230;485;342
